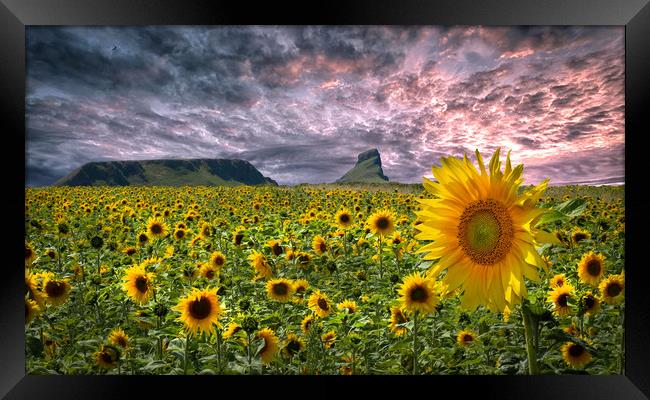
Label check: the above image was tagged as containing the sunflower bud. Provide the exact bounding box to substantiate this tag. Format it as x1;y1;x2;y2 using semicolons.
90;236;104;249
239;299;251;311
153;303;169;318
241;316;258;333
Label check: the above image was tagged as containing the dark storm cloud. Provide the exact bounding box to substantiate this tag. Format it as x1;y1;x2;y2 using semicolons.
26;26;624;186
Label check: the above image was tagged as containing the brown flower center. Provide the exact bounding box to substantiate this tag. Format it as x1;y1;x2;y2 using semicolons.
557;293;569;307
457;199;514;265
100;351;115;365
376;217;390;230
45;281;66;298
606;283;622;297
286;340;301;354
339;214;350;223
573;233;588;242
568;344;584;357
317;298;329;311
409;286;429;302
150;224;162;234
272;283;289;296
396;311;407;324
586;259;601;276
189;297;212;320
135;276;148;293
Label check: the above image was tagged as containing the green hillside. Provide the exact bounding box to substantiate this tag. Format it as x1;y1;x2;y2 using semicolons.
54;159;277;187
336;148;389;183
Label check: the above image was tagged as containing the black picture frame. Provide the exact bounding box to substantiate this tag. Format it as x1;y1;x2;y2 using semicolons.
2;0;649;398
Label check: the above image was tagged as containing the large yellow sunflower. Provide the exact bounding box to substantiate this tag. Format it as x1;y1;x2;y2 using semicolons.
301;314;315;334
223;322;242;340
580;292;600;316
389;306;409;337
457;330;477;347
209;251;226;271
146;217;168;239
337;299;358;314
397;272;438;315
283;333;305;357
561;342;592;369
266;278;295;302
548;284;574;317
308;290;333;318
367;210;395;236
267;240;284;256
255;327;280;364
25;270;45;307
25;298;41;324
199;263;218;280
25;241;36;266
122;265;155;305
321;331;336;349
549;274;567;289
599;273;625;304
42;277;72;306
312;235;328;256
94;345;120;369
292;279;310;295
335;209;354;229
248;251;272;279
577;252;605;286
415;149;556;312
108;328;130;349
174;288;222;336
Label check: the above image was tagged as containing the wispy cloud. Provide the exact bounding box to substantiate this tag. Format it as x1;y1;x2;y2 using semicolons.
26;26;624;186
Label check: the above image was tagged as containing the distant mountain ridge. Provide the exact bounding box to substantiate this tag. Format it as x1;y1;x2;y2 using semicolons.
55;158;277;187
336;148;389;183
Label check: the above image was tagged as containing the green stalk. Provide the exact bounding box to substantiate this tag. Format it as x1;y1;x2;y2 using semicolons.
412;312;419;375
620;305;625;375
184;332;190;375
247;333;253;375
216;328;222;373
96;251;101;284
522;307;539;375
378;235;383;279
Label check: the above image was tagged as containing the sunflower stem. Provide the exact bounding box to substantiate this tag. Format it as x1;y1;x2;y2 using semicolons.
247;333;253;375
378;235;383;280
619;304;625;375
184;333;190;375
412;311;419;375
96;251;101;285
216;327;222;373
156;315;163;360
522;306;539;375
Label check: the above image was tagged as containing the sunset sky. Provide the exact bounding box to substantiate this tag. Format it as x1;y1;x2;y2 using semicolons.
25;26;624;186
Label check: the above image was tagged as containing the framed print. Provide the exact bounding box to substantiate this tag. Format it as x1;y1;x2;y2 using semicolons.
2;0;649;398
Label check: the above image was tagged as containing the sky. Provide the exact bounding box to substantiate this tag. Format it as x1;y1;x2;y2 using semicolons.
25;26;625;186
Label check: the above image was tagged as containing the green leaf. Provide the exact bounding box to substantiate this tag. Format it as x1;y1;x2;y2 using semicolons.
536;198;587;226
141;360;169;371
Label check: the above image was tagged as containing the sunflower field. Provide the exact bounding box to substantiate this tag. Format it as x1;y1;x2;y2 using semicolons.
24;152;625;375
